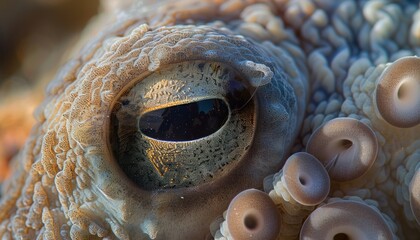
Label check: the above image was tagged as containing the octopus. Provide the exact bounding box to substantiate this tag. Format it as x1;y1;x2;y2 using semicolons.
0;0;419;239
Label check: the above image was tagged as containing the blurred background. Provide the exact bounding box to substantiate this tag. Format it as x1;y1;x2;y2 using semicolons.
0;0;100;180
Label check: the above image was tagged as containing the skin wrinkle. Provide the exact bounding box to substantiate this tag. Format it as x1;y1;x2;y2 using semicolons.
0;0;419;239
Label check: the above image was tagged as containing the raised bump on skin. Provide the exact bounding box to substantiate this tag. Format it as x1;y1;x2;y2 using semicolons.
376;56;420;128
306;117;378;182
283;152;330;206
226;189;280;240
300;200;394;240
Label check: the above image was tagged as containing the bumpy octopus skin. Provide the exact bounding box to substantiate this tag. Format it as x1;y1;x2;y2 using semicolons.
1;0;420;239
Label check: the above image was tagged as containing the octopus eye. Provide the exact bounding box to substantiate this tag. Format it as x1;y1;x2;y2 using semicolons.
110;61;255;190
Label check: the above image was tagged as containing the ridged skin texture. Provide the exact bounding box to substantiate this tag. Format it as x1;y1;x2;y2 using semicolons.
0;0;419;239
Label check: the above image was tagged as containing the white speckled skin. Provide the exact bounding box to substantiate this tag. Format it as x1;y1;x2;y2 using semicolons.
0;0;419;239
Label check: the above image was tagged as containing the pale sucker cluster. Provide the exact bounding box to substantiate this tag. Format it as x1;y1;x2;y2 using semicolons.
0;0;419;239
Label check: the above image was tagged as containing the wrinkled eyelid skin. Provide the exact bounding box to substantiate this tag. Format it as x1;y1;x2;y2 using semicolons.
51;25;308;238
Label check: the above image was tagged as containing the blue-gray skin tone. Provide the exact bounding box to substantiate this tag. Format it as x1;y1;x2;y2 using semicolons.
0;0;419;239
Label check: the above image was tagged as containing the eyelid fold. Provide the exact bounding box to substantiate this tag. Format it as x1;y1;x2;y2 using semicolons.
132;60;257;115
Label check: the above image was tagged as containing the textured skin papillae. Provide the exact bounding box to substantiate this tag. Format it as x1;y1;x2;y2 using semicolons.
0;0;419;239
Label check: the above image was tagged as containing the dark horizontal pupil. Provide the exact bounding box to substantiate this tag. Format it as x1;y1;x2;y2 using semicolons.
139;99;229;141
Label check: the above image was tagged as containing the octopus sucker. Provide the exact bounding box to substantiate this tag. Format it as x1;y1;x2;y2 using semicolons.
0;0;419;239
